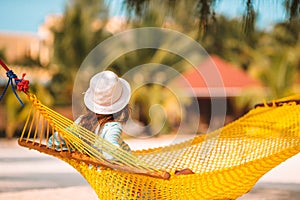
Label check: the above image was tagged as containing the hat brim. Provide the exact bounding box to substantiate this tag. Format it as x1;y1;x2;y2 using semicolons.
84;78;131;115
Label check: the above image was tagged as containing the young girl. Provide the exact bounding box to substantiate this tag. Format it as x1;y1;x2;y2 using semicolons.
47;70;132;160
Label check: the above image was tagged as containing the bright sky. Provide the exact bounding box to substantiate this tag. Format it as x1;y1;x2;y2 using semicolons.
214;0;287;30
0;0;287;33
0;0;66;33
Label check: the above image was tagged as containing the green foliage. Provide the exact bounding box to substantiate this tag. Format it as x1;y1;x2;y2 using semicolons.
242;0;256;34
12;57;42;67
200;16;260;66
50;0;112;104
130;84;183;135
4;90;29;138
0;48;6;61
252;22;300;99
235;20;300;108
3;82;54;138
2;0;300;138
46;0;300;135
123;0;300;34
285;0;300;21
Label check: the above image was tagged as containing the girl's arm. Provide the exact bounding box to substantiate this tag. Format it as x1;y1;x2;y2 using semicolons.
104;124;122;147
102;123;123;160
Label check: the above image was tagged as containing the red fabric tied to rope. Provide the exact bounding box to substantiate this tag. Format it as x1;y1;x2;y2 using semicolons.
16;73;29;93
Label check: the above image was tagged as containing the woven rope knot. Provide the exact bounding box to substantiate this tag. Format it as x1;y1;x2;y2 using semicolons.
0;69;25;106
6;70;17;79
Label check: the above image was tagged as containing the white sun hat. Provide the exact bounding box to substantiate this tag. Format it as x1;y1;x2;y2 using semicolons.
84;70;131;115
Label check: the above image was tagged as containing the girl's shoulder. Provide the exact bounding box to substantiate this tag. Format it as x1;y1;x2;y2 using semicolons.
104;121;122;128
102;122;122;136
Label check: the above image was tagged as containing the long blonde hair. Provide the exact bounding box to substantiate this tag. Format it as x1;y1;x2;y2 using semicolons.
79;105;130;133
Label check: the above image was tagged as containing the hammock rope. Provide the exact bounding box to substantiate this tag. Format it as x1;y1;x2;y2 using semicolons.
1;61;300;199
0;60;167;178
18;93;168;178
17;92;300;199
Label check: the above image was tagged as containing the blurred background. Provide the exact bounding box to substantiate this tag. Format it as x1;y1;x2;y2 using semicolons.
0;0;300;139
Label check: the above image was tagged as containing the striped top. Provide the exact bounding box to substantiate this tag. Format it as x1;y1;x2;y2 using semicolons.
47;117;131;160
97;122;131;160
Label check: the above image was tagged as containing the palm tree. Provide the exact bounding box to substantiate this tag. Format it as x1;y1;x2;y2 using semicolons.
255;21;300;99
235;20;300;111
121;0;300;34
50;0;111;105
106;4;203;136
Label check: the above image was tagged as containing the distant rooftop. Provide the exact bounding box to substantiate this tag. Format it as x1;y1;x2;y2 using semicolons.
174;55;263;97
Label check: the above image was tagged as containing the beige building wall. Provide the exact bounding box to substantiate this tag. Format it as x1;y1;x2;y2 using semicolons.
0;32;41;63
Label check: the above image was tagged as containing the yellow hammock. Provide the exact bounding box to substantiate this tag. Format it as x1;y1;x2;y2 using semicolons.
18;92;300;200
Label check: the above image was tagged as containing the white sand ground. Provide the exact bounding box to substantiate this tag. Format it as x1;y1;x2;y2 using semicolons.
0;137;299;200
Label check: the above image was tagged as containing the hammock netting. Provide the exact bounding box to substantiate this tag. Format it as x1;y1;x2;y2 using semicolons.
18;92;300;200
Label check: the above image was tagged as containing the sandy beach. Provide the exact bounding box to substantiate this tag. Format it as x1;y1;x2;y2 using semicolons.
0;137;299;200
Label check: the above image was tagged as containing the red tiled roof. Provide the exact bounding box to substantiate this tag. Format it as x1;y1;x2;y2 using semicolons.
176;55;263;97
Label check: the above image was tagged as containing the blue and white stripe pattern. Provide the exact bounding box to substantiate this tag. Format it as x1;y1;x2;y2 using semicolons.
99;122;131;160
47;117;131;160
46;131;69;151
